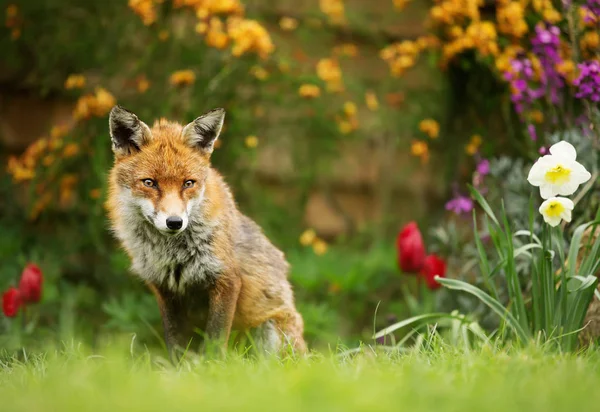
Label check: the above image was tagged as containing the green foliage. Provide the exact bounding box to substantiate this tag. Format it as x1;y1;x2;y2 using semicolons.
436;188;600;351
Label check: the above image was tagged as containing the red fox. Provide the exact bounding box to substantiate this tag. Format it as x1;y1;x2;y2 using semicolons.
106;105;306;357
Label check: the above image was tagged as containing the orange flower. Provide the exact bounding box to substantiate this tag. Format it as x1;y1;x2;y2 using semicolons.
298;84;321;99
393;0;411;11
170;70;196;86
411;141;429;164
312;239;328;255
228;18;274;59
365;91;379;111
419;119;440;139
62;143;80;158
279;17;298;31
343;101;357;117
319;0;345;25
128;0;156;26
316;58;344;92
64;74;86;89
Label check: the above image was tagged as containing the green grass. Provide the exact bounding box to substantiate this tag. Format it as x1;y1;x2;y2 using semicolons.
2;343;600;411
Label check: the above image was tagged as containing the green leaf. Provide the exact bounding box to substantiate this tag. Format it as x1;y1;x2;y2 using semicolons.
469;185;500;227
372;313;470;340
436;276;532;343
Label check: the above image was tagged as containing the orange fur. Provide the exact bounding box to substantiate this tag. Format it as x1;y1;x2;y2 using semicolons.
106;108;306;357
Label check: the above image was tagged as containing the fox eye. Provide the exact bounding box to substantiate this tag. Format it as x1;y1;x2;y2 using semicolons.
183;180;195;189
142;179;156;188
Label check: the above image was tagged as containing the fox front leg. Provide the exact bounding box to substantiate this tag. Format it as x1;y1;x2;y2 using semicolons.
148;284;191;363
204;275;242;354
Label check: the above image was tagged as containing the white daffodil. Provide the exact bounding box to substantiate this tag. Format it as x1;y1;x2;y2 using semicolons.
539;197;574;227
527;141;592;199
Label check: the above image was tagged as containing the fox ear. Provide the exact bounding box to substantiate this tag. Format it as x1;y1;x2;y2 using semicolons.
109;105;152;156
182;108;225;154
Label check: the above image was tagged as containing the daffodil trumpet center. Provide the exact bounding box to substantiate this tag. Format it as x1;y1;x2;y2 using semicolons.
544;200;565;218
544;164;571;184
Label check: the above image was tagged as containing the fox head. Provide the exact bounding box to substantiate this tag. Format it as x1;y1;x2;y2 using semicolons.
108;105;225;235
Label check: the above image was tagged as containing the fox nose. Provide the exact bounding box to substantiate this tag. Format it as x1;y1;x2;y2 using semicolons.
166;216;183;230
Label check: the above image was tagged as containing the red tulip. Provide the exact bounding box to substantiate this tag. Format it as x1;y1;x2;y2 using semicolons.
420;254;447;290
19;263;43;303
396;222;426;273
2;287;22;318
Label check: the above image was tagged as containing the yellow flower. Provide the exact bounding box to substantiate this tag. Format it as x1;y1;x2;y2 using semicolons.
92;87;116;116
50;125;69;139
542;7;561;24
245;135;259;148
228;18;274;59
312;238;328;255
343;101;357;117
316;58;344;92
580;31;600;53
128;0;156;26
466;134;483;156
62;143;80;158
556;60;577;84
299;229;317;246
298;84;321;99
333;43;359;57
72;87;115;120
279;16;298;31
250;65;269;80
64;74;86;90
319;0;345;25
170;70;196;86
196;22;209;34
393;0;411;11
411;140;429;164
419;119;440;139
365;91;379;111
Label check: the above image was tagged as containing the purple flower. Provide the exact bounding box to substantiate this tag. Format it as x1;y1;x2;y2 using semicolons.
445;195;474;216
574;61;600;102
476;159;490;176
527;124;537;141
539;146;548;155
584;0;600;19
531;24;564;105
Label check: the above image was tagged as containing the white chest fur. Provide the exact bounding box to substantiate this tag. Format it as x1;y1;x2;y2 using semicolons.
117;214;224;293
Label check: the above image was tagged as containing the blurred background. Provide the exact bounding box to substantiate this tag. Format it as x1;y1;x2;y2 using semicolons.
1;0;599;351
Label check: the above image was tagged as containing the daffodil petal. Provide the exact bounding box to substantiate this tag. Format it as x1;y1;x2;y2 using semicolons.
527;157;554;185
539;184;554;200
571;161;592;185
549;141;577;161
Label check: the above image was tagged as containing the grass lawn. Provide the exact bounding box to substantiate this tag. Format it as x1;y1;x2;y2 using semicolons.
2;343;600;411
